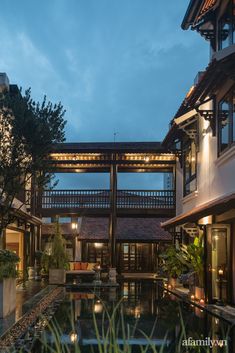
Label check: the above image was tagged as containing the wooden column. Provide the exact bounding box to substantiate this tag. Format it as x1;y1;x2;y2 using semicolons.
109;153;117;268
36;225;42;251
30;224;35;266
1;229;6;250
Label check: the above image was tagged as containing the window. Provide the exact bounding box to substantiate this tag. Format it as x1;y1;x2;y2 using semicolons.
218;87;235;153
218;0;235;50
183;140;197;196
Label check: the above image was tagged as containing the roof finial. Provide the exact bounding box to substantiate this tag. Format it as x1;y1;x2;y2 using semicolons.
114;131;118;142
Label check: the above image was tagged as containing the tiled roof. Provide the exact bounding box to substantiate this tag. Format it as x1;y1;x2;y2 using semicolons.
42;223;79;236
79;217;171;241
199;0;217;20
181;0;220;29
116;218;172;241
173;50;235;119
79;218;109;240
42;217;172;242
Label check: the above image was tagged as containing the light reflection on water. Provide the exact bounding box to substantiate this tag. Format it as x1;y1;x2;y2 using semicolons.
33;281;234;352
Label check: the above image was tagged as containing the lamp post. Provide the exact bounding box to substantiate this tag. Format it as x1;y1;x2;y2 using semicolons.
216;268;225;306
71;222;78;261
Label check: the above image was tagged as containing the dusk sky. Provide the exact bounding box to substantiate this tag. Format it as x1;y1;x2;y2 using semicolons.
0;0;208;189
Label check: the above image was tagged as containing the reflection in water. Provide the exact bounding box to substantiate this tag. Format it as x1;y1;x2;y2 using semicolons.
33;281;234;352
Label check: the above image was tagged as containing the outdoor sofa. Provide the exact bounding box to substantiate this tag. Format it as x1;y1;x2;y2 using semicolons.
66;261;97;282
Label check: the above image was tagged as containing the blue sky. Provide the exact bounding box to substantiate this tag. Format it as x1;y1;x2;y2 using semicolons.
0;0;208;189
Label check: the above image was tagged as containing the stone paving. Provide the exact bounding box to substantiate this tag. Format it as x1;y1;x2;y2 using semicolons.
0;280;47;337
0;286;64;352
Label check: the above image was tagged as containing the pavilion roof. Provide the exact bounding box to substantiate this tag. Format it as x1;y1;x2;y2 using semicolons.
181;0;221;30
42;217;172;242
79;217;172;241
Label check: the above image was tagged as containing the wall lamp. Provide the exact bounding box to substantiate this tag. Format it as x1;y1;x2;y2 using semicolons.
202;129;207;136
71;222;78;230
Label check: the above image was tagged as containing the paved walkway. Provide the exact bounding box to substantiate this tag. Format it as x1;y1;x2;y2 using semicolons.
0;280;48;337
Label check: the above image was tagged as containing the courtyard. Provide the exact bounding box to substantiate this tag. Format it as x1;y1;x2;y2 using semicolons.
0;0;235;352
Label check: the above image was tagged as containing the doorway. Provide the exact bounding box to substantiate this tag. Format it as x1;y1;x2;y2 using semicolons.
120;243;153;272
207;224;231;303
5;229;24;274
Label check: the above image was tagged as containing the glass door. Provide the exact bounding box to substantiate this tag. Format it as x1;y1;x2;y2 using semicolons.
207;225;230;303
121;243;152;272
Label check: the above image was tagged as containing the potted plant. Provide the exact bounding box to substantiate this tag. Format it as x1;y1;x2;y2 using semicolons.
48;222;69;284
0;249;19;318
41;252;51;278
159;245;187;288
34;250;43;280
181;235;204;300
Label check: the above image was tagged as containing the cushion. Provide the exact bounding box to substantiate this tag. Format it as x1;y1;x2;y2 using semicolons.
87;263;97;270
81;262;88;270
74;262;81;270
69;262;74;271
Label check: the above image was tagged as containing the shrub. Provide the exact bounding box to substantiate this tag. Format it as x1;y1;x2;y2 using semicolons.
0;249;19;280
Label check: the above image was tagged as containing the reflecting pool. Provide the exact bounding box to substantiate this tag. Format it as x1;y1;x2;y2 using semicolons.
32;281;234;352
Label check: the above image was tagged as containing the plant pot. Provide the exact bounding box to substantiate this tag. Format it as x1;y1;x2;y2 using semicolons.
28;266;35;280
195;286;205;300
34;265;41;280
0;278;16;318
49;269;65;284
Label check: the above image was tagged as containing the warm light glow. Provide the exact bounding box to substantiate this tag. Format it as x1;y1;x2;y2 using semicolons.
69;331;78;343
190;295;195;301
144;156;150;163
134;306;141;319
198;216;212;225
186;85;195;98
199;299;205;305
164;283;167;288
71;222;78;230
94;243;103;248
218;268;224;276
168;285;172;290
94;300;103;313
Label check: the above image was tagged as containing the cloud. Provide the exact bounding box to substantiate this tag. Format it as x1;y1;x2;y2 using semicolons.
0;0;209;189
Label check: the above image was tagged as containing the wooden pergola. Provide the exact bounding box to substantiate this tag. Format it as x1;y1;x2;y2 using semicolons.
43;142;176;268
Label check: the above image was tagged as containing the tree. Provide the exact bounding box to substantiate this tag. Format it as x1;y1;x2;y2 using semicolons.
0;87;66;241
180;235;204;288
49;221;69;269
41;221;69;273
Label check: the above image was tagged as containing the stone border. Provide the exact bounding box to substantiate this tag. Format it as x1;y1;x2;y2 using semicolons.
161;284;235;325
0;286;64;351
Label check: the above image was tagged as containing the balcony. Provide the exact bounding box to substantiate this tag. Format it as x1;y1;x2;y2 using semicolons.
39;189;175;217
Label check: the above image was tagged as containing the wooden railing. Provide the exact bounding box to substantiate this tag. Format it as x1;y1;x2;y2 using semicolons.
40;189;175;210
